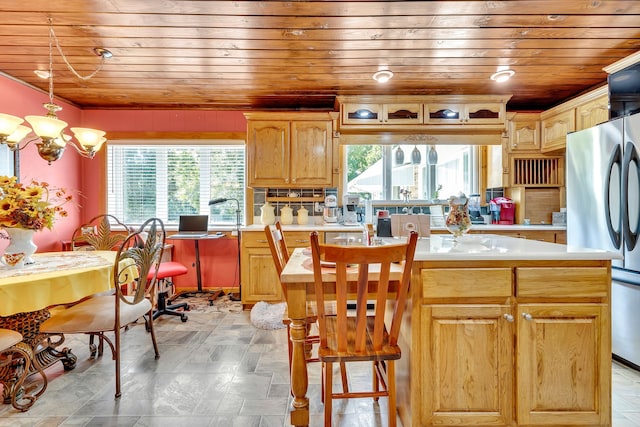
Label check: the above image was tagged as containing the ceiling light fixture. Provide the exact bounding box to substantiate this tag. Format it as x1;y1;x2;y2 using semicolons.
0;18;111;164
372;69;394;83
490;69;515;83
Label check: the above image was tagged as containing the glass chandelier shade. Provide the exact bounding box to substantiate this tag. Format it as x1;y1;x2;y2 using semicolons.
0;113;24;141
25;114;68;141
428;145;439;165
395;146;405;165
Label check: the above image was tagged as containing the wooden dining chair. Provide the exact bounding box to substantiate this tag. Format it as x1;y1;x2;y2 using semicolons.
310;231;418;427
40;218;165;398
0;328;47;411
264;222;348;395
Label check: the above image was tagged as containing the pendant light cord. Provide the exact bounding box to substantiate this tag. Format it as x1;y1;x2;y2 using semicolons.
48;18;108;82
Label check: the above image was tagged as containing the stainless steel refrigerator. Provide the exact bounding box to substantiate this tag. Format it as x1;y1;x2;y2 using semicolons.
567;112;640;369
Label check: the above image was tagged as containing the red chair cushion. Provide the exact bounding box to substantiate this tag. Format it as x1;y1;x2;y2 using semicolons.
150;261;188;280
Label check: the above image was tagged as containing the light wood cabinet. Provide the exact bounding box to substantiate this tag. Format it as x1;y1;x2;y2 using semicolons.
539;85;608;153
424;101;505;125
541;109;575;153
342;102;422;125
245;112;335;188
576;94;609;131
406;262;611;427
508;113;540;152
241;229;320;305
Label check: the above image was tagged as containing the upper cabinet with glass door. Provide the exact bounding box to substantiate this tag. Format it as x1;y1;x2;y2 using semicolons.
424;102;505;125
342;103;423;125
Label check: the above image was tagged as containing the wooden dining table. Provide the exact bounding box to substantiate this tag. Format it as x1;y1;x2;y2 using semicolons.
279;246;405;427
0;251;117;404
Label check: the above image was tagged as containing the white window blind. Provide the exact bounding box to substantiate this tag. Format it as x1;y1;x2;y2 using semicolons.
107;144;245;225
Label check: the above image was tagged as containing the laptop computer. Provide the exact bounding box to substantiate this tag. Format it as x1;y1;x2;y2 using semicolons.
171;215;209;238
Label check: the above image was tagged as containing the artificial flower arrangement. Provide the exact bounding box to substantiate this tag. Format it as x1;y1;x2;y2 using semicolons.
0;176;72;231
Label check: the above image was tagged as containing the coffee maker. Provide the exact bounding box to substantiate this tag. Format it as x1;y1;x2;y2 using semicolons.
343;194;360;225
323;195;339;223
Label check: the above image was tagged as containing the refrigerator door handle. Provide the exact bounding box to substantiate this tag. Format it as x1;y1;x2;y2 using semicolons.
622;141;640;251
606;143;623;249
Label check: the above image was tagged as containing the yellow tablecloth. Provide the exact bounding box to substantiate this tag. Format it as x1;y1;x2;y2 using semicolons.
0;251;116;317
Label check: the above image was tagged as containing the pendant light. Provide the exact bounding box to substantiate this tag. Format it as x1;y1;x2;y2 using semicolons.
395;146;405;165
411;145;421;164
428;145;438;165
0;18;111;164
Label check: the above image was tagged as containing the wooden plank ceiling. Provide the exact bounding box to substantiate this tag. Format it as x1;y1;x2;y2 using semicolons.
0;0;639;112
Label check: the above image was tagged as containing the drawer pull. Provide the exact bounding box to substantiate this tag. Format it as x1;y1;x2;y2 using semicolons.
294;239;309;243
503;313;514;322
256;239;268;243
522;312;533;321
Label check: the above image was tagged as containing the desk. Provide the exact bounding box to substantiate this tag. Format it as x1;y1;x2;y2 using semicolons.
0;251;116;403
279;247;404;427
166;233;224;294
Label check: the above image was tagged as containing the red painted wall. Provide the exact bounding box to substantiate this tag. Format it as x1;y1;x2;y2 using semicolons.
1;75;246;291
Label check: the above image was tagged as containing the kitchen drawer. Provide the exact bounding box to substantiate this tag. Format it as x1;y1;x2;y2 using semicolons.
284;231;317;248
242;231;271;247
421;268;512;298
516;267;608;298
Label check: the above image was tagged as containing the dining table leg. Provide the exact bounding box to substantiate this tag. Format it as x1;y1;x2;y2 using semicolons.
287;282;310;427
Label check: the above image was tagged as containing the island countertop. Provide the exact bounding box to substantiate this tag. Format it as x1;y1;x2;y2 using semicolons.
407;233;619;261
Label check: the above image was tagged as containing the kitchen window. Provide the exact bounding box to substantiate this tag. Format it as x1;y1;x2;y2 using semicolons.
345;144;479;201
107;142;245;226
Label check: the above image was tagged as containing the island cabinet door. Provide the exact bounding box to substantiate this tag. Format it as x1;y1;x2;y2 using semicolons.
421;304;514;426
516;303;609;426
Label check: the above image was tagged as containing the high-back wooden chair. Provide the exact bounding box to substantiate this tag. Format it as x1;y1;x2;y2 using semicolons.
310;231;418;427
0;329;47;411
41;218;165;398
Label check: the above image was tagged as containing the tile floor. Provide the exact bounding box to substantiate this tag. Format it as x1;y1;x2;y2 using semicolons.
1;307;639;426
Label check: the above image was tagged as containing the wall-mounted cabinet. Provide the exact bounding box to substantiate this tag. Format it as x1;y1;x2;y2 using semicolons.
424;101;505;125
342;103;422;125
540;85;608;153
508;113;541;152
245;112;337;188
337;95;511;135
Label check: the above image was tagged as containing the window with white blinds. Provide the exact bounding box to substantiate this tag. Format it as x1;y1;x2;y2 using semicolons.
107;143;245;226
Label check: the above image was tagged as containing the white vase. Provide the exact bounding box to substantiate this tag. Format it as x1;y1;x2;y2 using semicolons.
3;228;37;265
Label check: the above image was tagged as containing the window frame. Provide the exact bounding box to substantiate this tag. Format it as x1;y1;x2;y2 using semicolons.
106;139;245;227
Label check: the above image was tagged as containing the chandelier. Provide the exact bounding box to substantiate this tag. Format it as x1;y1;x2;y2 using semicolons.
0;19;111;164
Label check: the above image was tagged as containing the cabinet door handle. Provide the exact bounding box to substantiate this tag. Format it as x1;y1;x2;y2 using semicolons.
256;239;268;243
294;239;309;243
503;313;514;322
522;312;533;321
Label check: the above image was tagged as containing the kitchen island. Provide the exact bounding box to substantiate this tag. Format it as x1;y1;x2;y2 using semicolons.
279;234;619;427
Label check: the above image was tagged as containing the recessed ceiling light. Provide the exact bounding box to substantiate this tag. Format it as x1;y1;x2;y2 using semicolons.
490;69;515;83
373;69;394;83
34;69;50;79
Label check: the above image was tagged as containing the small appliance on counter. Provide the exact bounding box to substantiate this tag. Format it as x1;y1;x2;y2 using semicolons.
343;193;360;225
490;197;515;224
376;210;392;237
468;193;485;224
323;195;339;223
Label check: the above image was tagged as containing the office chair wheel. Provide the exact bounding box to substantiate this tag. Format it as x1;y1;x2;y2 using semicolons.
180;314;188;322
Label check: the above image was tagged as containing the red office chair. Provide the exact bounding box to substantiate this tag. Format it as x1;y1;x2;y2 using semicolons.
151;261;189;322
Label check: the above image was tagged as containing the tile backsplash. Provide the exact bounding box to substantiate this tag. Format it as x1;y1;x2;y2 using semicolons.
252;188;337;220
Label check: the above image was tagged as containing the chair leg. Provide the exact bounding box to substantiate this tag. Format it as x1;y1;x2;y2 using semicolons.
114;326;121;398
147;309;160;359
372;361;379;401
387;360;396;427
324;362;333;427
340;362;349;394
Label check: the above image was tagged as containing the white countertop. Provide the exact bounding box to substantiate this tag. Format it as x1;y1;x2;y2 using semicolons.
241;223;567;232
407;234;619;261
